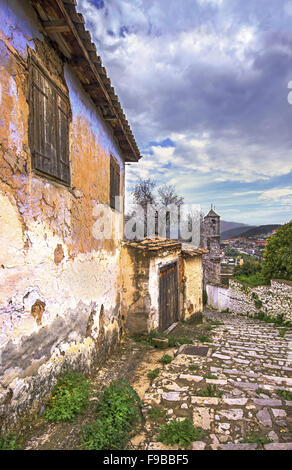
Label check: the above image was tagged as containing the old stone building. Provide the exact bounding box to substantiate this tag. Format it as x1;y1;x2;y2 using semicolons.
0;0;142;430
121;238;207;335
202;207;221;287
0;0;207;431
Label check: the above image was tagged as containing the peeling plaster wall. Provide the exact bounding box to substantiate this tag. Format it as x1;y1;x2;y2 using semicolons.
121;246;151;335
183;257;203;319
0;0;125;430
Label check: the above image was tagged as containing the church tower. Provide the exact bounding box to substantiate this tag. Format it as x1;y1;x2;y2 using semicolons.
202;205;221;287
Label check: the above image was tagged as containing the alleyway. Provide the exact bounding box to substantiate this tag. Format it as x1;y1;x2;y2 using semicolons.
138;310;292;450
22;310;292;450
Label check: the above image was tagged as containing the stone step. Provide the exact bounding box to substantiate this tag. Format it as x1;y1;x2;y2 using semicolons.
264;442;292;450
220;442;292;451
221;443;258;450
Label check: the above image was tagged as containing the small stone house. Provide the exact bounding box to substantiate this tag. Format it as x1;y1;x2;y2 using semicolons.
121;238;207;334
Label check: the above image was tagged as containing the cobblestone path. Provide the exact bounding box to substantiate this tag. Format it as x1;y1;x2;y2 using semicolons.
138;311;292;450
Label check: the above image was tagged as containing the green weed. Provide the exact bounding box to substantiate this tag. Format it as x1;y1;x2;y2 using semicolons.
256;388;272;397
0;433;18;450
195;384;223;398
198;335;211;343
43;370;91;423
157;418;204;448
159;354;173;365
147;368;160;380
81;380;142;450
279;328;288;337
240;433;272;445
205;373;218;380
276;389;292;401
148;406;167;421
167;336;192;347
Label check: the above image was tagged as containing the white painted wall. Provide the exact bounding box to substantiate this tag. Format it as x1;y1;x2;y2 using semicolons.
206;284;229;311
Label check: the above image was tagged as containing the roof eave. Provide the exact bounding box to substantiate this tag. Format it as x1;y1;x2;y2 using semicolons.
31;0;142;163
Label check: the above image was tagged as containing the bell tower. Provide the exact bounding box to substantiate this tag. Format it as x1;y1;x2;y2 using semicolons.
203;205;221;287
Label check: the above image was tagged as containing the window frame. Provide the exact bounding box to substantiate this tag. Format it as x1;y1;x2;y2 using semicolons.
28;56;71;187
109;154;121;211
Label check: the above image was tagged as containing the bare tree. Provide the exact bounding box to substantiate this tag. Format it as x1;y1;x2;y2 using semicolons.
129;179;186;240
132;178;156;209
156;184;184;239
157;184;184;208
130;178;156;238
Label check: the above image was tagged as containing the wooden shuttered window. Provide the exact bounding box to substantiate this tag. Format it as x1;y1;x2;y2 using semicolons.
110;155;120;211
29;60;70;186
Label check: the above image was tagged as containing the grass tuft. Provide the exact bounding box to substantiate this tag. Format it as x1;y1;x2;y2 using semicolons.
159;354;173;365
240;433;272;445
148;406;167;421
198;335;211;343
195;384;223;398
43;370;91;423
81;380;142;450
0;433;18;450
157;418;204;448
147;368;160;380
276;389;292;401
256;388;271;397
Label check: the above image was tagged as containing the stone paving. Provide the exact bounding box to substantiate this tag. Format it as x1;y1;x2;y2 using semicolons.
139;311;292;450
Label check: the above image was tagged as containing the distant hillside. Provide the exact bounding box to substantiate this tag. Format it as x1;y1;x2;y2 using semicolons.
220;221;251;234
221;225;257;240
236;225;281;238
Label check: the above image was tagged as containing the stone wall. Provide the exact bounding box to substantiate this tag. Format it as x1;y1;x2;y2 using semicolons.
0;0;125;431
228;280;292;322
207;280;292;323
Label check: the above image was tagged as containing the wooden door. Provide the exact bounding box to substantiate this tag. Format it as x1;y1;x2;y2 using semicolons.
159;262;178;331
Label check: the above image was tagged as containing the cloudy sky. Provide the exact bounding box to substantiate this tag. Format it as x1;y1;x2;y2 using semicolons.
77;0;292;225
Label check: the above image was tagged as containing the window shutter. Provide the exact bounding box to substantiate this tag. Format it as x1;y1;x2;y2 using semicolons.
29;60;70;186
110;156;120;210
115;164;120;211
31;64;58;178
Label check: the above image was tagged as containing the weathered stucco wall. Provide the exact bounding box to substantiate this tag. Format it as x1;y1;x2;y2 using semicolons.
0;0;125;430
120;246;151;335
183;256;203;319
206;280;292;322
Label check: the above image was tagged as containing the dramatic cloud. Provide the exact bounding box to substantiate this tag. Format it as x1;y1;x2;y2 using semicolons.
77;0;292;224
